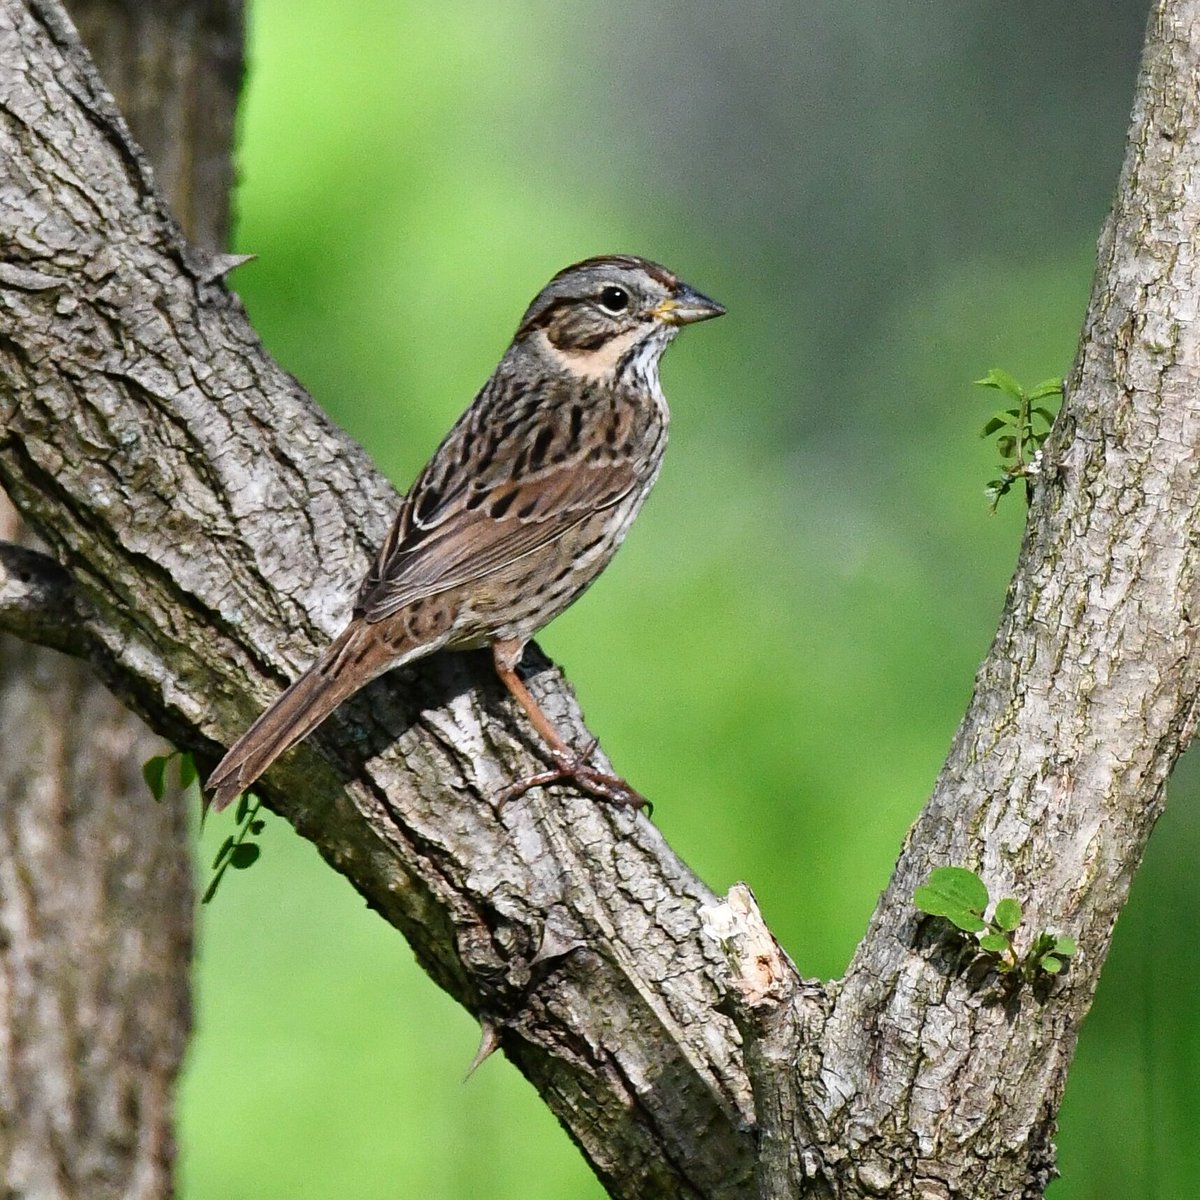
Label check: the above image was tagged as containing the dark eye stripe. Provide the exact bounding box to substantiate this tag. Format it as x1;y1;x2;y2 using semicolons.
570;330;612;351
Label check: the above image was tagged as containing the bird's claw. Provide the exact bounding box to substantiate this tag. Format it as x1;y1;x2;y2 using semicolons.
494;738;651;814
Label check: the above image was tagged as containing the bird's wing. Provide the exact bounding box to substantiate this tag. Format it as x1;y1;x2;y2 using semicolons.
355;452;641;623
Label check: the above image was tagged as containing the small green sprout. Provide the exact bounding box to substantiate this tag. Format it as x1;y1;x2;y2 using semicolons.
914;865;1077;985
975;368;1063;510
142;749;267;903
142;749;198;800
202;791;266;904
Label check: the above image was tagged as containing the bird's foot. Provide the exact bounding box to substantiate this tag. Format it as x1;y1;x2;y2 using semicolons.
495;738;651;813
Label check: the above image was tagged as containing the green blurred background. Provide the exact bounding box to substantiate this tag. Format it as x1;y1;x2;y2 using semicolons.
180;3;1200;1196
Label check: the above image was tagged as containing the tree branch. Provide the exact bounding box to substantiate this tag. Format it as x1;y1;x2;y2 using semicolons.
0;0;243;1194
0;539;86;654
0;3;756;1196
2;0;1197;1196
716;3;1200;1195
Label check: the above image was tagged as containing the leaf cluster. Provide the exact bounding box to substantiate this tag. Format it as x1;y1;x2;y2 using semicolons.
914;866;1077;983
142;748;198;798
204;791;266;904
142;750;266;903
975;368;1063;510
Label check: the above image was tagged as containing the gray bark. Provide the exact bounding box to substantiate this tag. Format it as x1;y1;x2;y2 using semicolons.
726;4;1200;1194
0;1;241;1197
0;0;1195;1196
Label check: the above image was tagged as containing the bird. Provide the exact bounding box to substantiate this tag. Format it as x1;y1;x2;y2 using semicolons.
206;254;724;814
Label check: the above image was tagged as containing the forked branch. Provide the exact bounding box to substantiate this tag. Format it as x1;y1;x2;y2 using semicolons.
1;1;1197;1197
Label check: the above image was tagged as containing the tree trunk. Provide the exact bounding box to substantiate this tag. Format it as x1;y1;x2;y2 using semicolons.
0;1;241;1196
0;0;1195;1197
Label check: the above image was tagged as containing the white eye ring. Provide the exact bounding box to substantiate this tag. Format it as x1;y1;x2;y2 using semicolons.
598;285;630;314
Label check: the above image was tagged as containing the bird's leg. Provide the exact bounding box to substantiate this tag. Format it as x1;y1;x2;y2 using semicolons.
490;641;648;811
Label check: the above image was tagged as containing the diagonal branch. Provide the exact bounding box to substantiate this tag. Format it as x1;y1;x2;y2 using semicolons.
718;3;1200;1196
3;0;1199;1197
0;539;85;654
0;2;755;1197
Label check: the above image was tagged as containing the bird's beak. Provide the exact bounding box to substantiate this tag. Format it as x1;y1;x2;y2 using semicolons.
653;283;726;326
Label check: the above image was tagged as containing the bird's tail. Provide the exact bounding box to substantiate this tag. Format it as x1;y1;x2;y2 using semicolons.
206;624;396;813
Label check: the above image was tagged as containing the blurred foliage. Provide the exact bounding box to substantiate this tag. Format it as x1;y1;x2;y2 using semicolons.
179;3;1200;1198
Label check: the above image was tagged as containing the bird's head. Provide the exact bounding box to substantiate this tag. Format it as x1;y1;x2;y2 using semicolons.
513;255;724;383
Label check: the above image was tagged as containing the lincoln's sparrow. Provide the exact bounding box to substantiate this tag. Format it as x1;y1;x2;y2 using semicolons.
207;255;724;812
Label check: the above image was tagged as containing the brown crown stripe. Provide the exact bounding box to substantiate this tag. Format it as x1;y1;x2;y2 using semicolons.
550;254;678;290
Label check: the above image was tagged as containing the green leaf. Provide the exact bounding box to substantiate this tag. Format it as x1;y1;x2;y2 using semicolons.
249;819;265;835
978;932;1009;952
142;755;168;801
212;836;233;869
1028;378;1064;401
178;753;198;790
1053;936;1077;958
974;368;1024;401
919;867;989;912
1040;956;1063;975
235;794;249;824
996;435;1016;458
980;416;1009;437
1029;931;1055;956
993;898;1022;931
1032;406;1057;425
946;910;987;934
915;867;991;932
230;843;261;870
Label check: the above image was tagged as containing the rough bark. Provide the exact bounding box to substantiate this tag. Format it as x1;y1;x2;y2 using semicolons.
722;4;1200;1194
0;0;1194;1197
0;1;241;1197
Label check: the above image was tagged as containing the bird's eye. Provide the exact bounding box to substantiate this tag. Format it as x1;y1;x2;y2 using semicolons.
598;285;630;313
